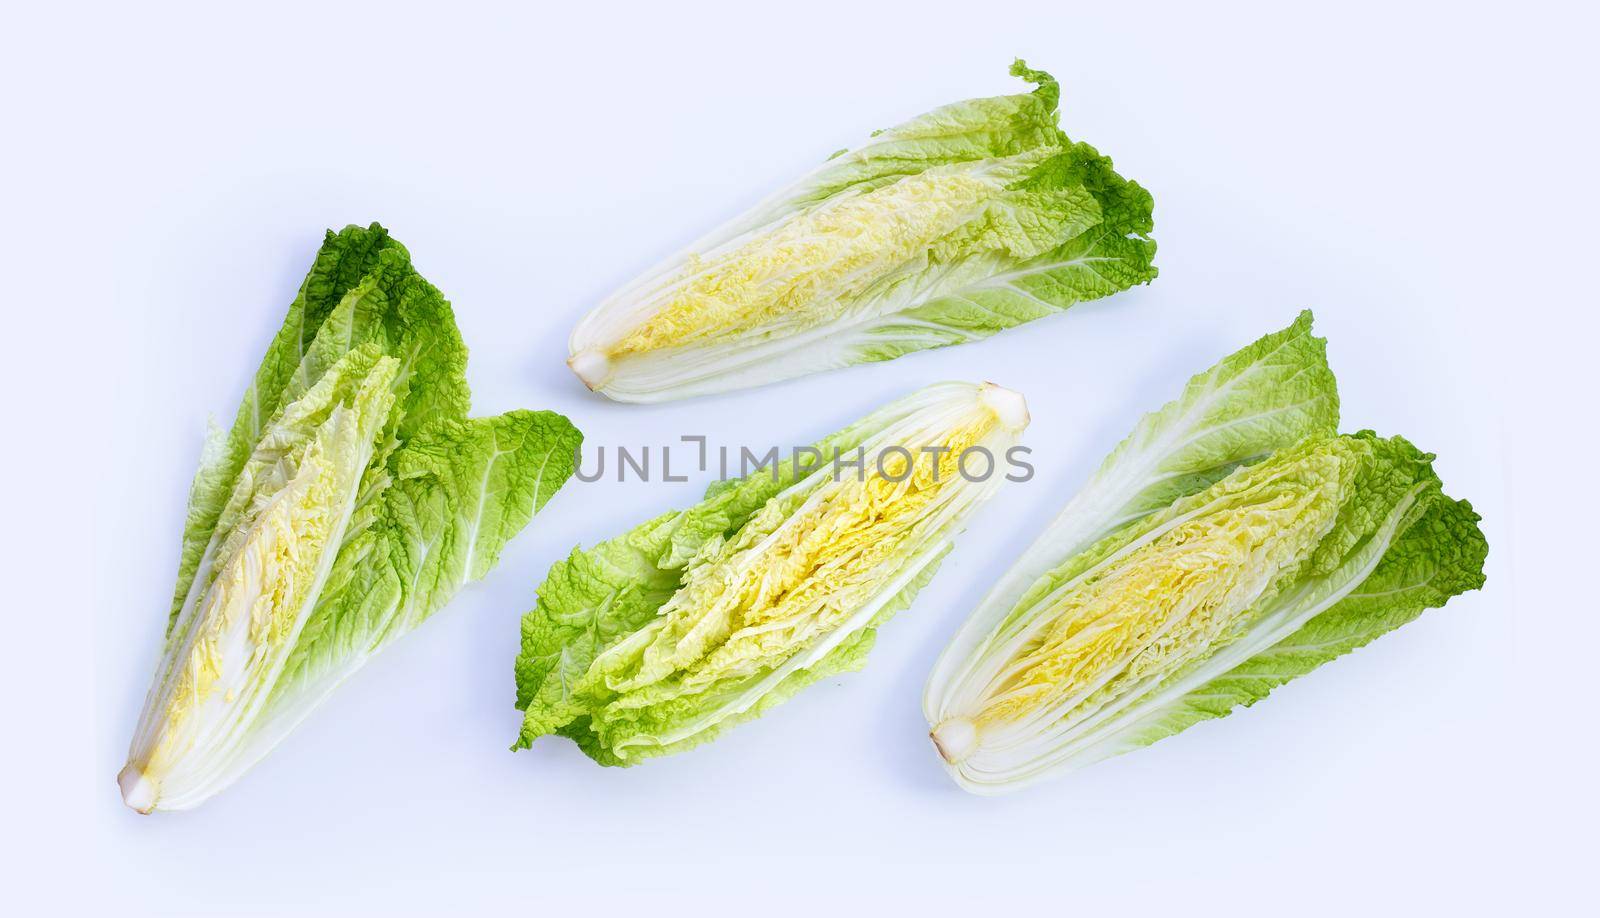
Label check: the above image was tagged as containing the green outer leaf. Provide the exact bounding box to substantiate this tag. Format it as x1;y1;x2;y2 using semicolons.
771;59;1066;217
1078;309;1338;529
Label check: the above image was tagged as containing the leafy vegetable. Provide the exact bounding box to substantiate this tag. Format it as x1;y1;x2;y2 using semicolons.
515;382;1030;763
120;224;583;812
923;312;1487;794
568;61;1156;402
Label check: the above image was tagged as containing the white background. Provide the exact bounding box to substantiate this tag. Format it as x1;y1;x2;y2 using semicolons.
5;1;1595;913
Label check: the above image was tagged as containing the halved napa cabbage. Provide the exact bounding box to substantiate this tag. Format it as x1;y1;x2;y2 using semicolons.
514;382;1029;763
121;225;583;812
924;312;1487;794
567;61;1156;402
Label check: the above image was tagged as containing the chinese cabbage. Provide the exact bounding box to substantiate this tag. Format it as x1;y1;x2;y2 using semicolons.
120;225;583;812
568;61;1156;402
924;312;1487;793
515;382;1028;763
